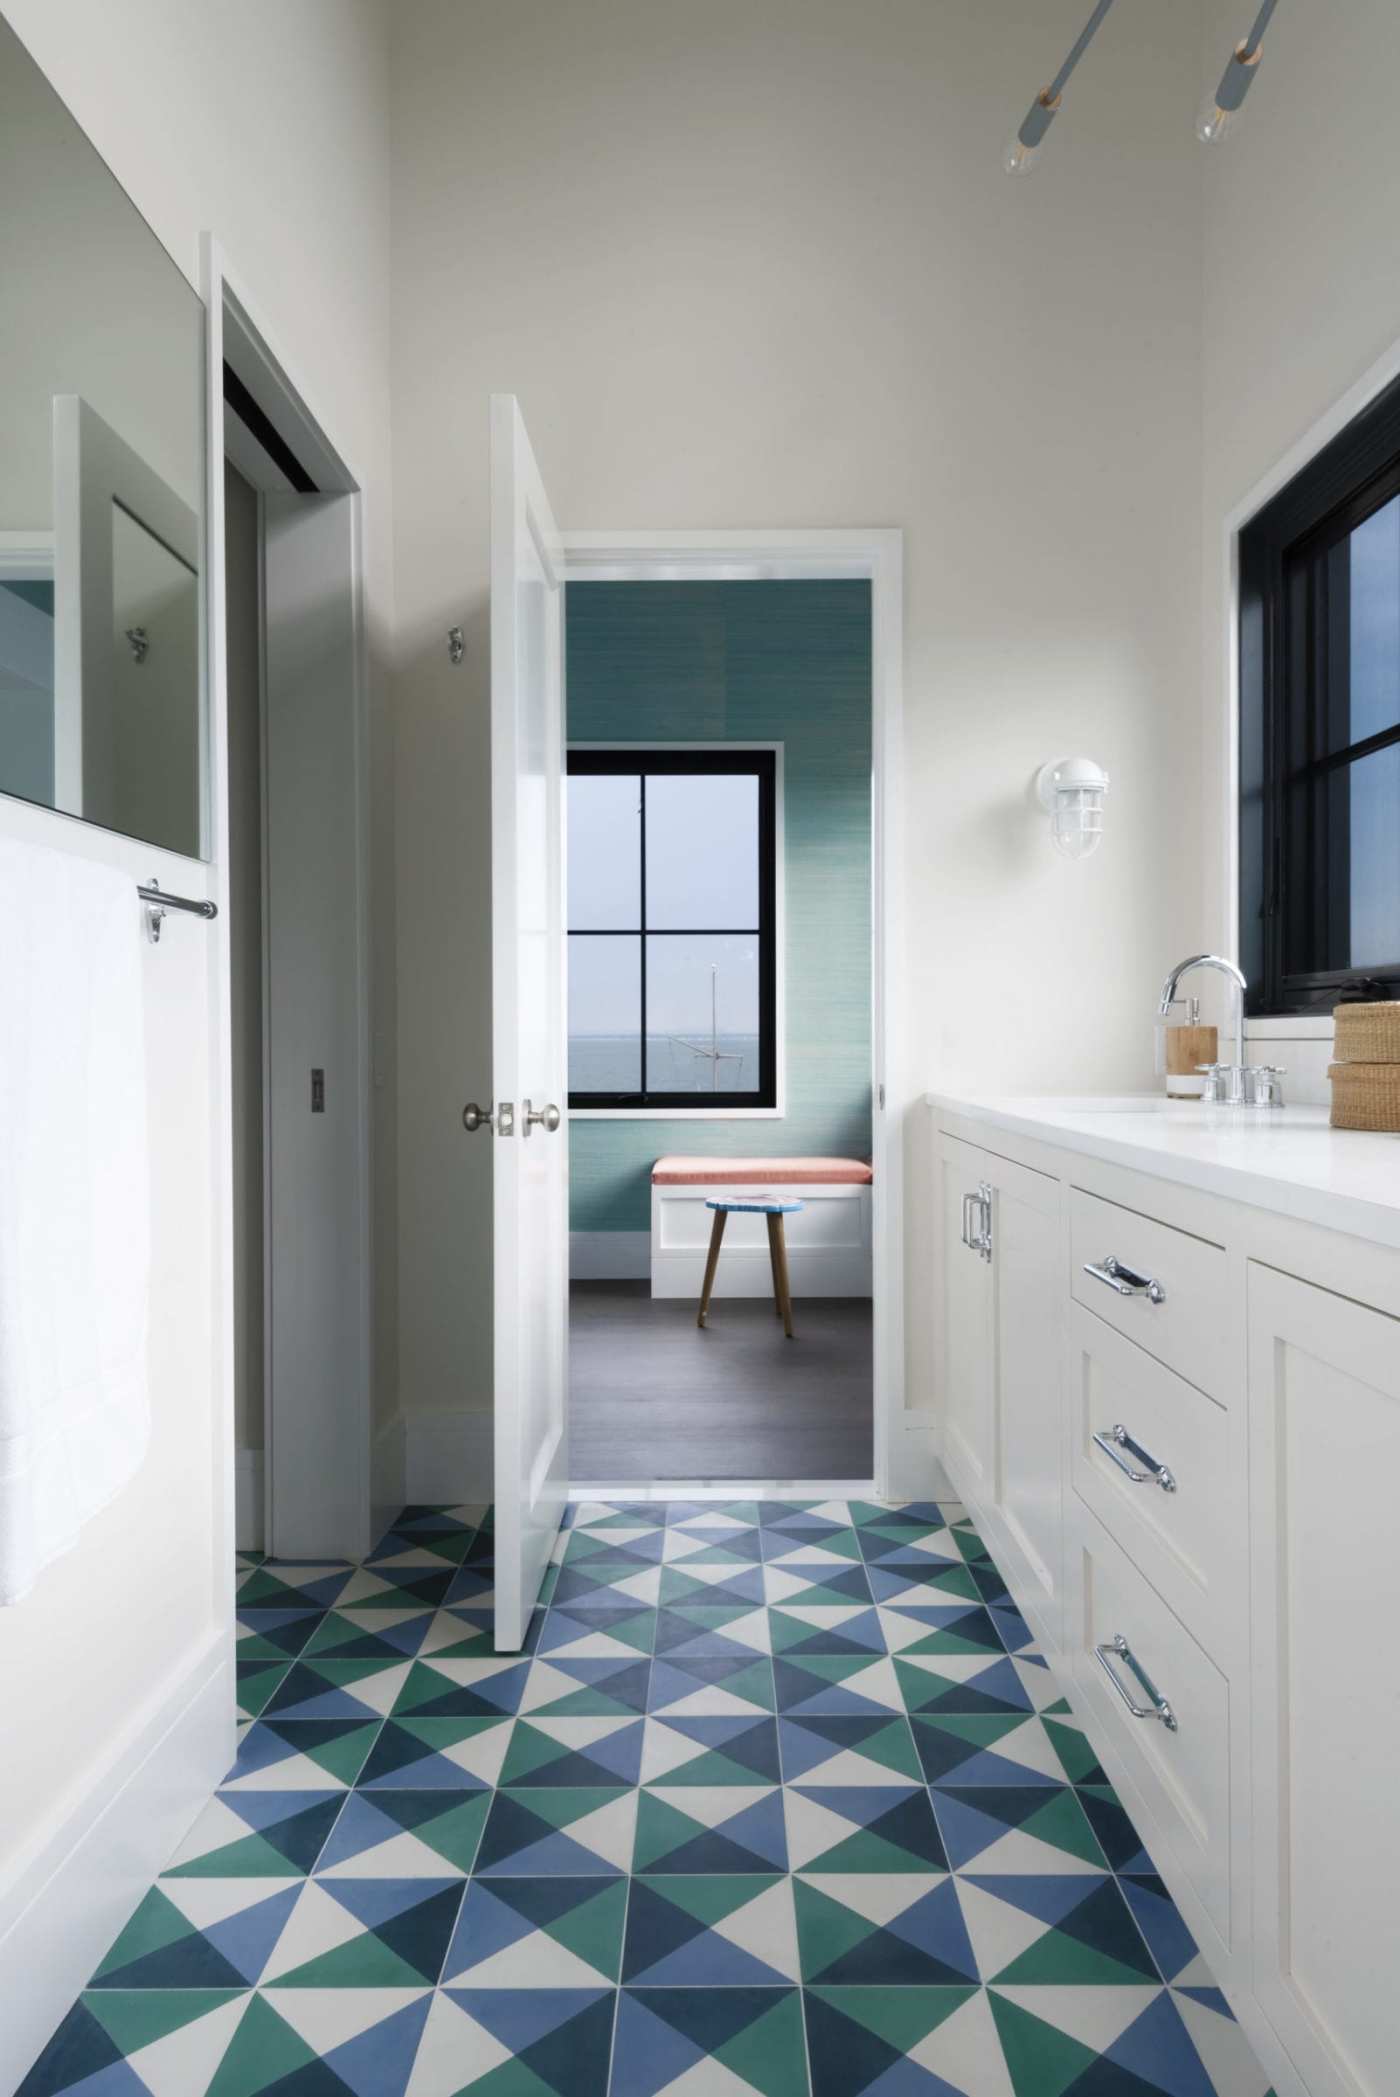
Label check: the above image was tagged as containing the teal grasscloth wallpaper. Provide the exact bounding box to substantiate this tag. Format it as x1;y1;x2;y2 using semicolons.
567;579;872;1233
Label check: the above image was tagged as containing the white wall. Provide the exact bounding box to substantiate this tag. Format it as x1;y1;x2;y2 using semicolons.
388;0;1206;1447
1199;0;1400;977
2;0;402;1446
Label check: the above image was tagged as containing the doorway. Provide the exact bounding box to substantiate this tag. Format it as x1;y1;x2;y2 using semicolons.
212;257;372;1562
563;580;877;1483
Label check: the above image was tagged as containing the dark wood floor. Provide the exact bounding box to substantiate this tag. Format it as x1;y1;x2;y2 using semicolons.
569;1281;873;1481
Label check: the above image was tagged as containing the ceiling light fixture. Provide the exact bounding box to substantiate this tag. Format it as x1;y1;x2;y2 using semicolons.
1197;0;1278;144
1003;0;1119;176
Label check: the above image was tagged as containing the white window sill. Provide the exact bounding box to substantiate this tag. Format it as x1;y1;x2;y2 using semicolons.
569;1105;785;1122
1245;1015;1336;1041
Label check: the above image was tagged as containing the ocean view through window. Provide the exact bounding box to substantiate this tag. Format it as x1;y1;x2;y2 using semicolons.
567;747;778;1108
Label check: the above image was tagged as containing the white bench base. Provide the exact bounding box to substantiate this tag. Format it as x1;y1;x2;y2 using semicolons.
650;1179;872;1299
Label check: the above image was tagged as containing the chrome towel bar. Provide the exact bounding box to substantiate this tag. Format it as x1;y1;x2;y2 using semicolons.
139;878;218;943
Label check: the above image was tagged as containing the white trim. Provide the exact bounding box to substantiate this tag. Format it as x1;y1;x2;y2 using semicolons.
1216;325;1400;974
570;1230;650;1280
377;1406;493;1506
567;739;787;1120
571;1479;880;1499
202;236;373;1561
0;1632;231;2097
235;1448;265;1552
0;530;54;580
562;527;905;1499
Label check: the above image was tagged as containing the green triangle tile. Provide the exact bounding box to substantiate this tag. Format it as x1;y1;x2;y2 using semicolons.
238;1630;307;1665
807;1984;976;2053
780;1654;874;1688
302;1612;428;1658
408;1793;491;1870
794;1878;878;1972
237;1572;325;1608
659;1747;770;1788
542;1877;628;1973
714;1989;808;2097
1043;1717;1105;1785
270;1928;428;1990
237;1665;290;1718
644;1873;782;1928
500;1724;575;1783
804;1826;934;1874
502;1785;629;1831
633;1792;706;1870
468;2060;561;2097
988;1990;1103;2097
84;1989;247;2058
206;1992;317;2096
93;1887;192;1975
167;1830;308;1879
899;1626;1002;1658
916;1712;1027;1751
297;1653;405;1688
295;1721;381;1785
849;1723;922;1778
994;1929;1157;1988
1020;1789;1108;1867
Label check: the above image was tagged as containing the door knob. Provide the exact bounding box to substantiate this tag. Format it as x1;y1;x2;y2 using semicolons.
462;1101;492;1133
522;1098;561;1136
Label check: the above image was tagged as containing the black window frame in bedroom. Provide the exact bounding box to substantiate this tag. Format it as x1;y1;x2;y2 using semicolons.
1239;370;1400;1017
567;746;778;1110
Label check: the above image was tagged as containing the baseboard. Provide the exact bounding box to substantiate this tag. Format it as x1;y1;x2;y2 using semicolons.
0;1629;233;2093
235;1447;264;1552
571;1230;650;1281
887;1415;955;1502
372;1409;406;1540
378;1407;493;1506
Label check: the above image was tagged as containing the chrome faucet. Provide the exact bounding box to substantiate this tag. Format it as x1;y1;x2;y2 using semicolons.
1158;953;1246;1071
1157;953;1284;1106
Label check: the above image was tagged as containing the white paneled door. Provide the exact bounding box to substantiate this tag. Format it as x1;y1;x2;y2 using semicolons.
490;396;569;1651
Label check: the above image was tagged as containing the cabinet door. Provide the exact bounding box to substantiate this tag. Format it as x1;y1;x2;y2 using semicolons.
1248;1264;1400;2097
992;1157;1064;1651
936;1133;994;1501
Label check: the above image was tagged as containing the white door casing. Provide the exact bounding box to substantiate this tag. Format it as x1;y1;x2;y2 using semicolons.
491;395;569;1651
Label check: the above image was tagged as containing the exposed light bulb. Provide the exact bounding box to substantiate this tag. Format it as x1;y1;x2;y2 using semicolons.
1003;88;1059;177
1196;96;1236;145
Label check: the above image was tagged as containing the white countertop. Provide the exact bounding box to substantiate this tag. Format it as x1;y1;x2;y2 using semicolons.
925;1092;1400;1250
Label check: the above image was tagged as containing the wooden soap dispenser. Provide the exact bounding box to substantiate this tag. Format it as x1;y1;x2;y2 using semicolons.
1156;995;1218;1099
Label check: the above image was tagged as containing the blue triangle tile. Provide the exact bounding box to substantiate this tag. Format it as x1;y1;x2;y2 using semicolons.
321;1875;462;1932
203;1884;304;1985
1119;1873;1199;1982
321;1993;432;2097
1103;1990;1217;2097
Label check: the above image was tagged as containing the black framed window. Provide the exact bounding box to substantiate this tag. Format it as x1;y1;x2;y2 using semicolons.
1240;373;1400;1016
567;748;777;1108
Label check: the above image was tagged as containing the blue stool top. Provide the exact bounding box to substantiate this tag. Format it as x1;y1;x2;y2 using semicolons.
706;1195;804;1215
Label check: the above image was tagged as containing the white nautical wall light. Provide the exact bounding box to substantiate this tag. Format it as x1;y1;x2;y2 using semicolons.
1035;756;1110;860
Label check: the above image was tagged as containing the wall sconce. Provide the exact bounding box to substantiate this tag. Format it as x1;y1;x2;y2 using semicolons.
1036;756;1110;860
1197;0;1277;144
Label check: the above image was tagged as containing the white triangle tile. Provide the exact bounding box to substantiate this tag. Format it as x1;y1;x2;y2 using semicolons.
984;1717;1069;1783
655;1686;769;1719
370;1547;458;1570
519;1661;605;1709
565;1790;639;1869
528;1628;643;1664
166;1798;266;1867
452;1931;610;1989
411;1654;522;1688
261;1881;364;1980
604;1567;661;1604
1011;1657;1062;1710
337;1660;412;1715
665;2059;755;2097
671;1511;752;1531
791;1745;914;1787
523;1714;638;1749
1171;1952;1217;1992
226;1749;352;1792
910;1986;1015;2097
712;1878;800;1980
1173;1989;1274;2095
665;1559;759;1587
124;1991;251;2097
954;1826;1104;1876
258;1563;351;1591
641;1722;709;1783
764;1542;859;1570
644;1785;774;1831
798;1873;945;1927
794;1500;854;1524
707;1608;772;1654
823;1657;904;1710
783;1791;867;1870
159;1878;295;1931
877;1609;957;1655
662;1529;724;1562
955;1877;1056;1975
419;1614;492;1657
269;1987;430;2055
989;1984;1161;2054
407;1989;511;2096
875;1578;973;1608
318;1825;462;1878
773;1604;869;1630
435;1726;513;1785
336;1568;415;1606
763;1567;839;1603
896;1651;1007;1686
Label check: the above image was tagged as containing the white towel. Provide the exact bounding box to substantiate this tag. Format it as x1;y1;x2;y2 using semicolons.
0;838;150;1604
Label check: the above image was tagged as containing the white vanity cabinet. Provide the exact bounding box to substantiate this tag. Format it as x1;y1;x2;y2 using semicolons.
928;1095;1400;2097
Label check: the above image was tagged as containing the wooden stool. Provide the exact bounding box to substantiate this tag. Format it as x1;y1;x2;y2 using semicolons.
697;1196;804;1339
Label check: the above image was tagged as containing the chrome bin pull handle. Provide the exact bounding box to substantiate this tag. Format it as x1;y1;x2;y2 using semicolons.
1084;1255;1165;1305
1092;1423;1176;1493
1095;1633;1178;1731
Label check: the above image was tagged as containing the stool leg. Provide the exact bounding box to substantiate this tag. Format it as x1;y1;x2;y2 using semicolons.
767;1218;783;1315
767;1213;795;1339
697;1209;727;1328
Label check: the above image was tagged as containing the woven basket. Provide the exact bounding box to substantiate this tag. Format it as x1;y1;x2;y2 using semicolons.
1333;1001;1400;1064
1328;1061;1400;1132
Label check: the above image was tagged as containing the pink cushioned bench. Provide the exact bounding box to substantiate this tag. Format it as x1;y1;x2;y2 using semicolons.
649;1157;874;1300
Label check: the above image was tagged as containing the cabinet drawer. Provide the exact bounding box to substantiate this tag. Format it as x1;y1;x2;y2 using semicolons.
1070;1507;1231;1947
1069;1304;1231;1643
1070;1186;1228;1399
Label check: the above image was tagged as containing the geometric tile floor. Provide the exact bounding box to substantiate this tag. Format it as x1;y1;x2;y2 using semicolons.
20;1498;1274;2095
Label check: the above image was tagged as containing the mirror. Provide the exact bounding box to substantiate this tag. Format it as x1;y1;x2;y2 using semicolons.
0;18;205;857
